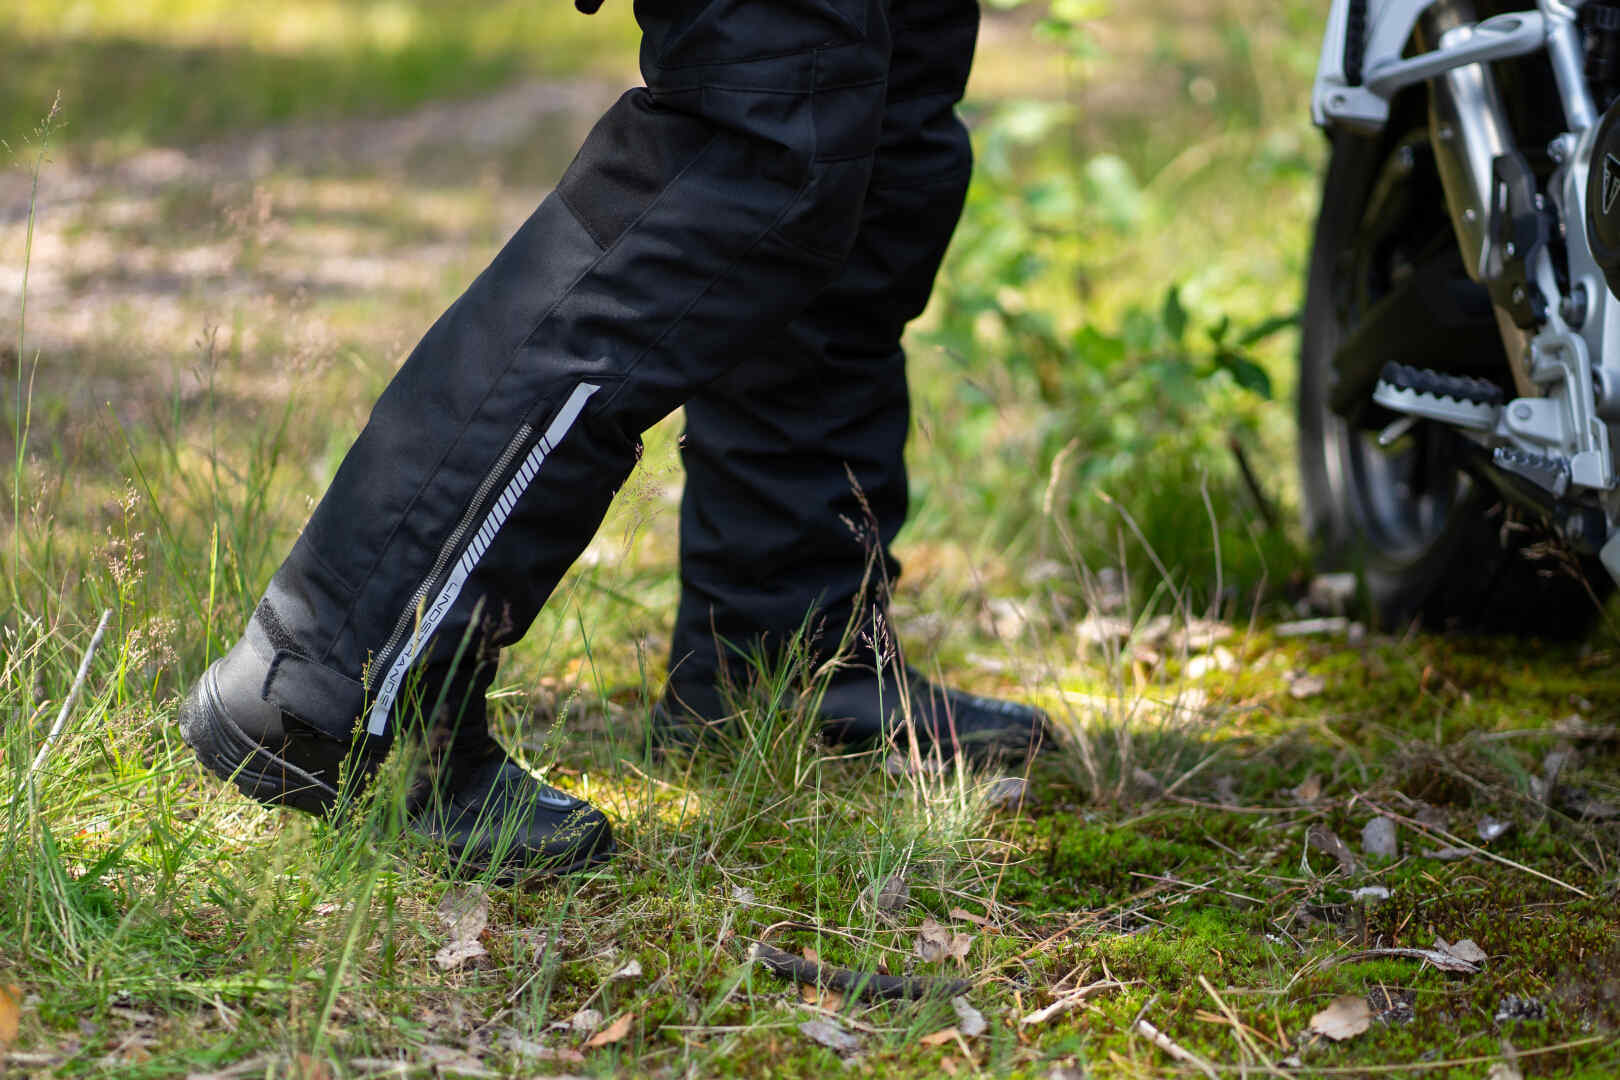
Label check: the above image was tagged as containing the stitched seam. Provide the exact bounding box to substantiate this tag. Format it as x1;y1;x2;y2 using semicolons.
292;531;360;597
555;187;608;250
815;149;878;164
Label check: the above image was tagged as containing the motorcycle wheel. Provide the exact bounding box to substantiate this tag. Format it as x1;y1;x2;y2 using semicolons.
1298;128;1608;636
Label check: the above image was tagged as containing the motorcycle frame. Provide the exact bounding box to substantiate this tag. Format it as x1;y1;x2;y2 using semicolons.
1313;0;1620;576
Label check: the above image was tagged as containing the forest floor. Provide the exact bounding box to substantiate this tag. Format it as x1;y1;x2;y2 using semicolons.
3;2;1619;1076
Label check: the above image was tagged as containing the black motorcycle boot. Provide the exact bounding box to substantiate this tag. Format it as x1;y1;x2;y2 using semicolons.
399;660;615;879
178;615;385;816
653;651;1051;764
180;617;614;877
815;662;1051;763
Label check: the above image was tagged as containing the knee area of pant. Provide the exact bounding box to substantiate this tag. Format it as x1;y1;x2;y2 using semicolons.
772;153;876;261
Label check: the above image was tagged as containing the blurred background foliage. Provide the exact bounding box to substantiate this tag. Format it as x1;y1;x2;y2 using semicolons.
2;0;1331;634
919;0;1326;612
2;0;641;153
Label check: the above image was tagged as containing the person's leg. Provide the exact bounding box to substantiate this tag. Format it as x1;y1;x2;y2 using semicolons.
660;0;1047;760
180;0;893;875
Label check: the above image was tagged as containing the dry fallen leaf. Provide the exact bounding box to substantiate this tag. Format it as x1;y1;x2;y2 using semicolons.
0;983;20;1047
1291;773;1323;803
919;1026;959;1047
796;947;845;1009
864;873;910;915
1361;816;1399;858
916;918;973;966
948;907;993;929
610;958;643;981
799;1019;860;1054
416;1044;493;1077
433;939;487;971
951;997;986;1038
585;1013;634;1049
1309;995;1373;1042
434;887;490;970
501;1032;585;1064
1435;937;1488;966
1306;825;1359;872
437;887;489;939
1288;672;1327;699
569;1008;603;1036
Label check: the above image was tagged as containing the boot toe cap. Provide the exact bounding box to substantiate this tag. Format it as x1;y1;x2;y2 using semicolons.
416;762;616;879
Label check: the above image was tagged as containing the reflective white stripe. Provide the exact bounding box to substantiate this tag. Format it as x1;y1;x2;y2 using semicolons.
365;381;602;736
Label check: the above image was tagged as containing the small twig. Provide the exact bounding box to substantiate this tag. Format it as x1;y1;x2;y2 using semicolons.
750;943;969;1002
1129;872;1265;906
1019;978;1132;1026
1161;747;1226;799
27;609;112;782
1229;433;1280;532
1318;947;1478;973
756;919;915;958
1198;975;1287;1077
1365;801;1592;899
1134;1011;1222;1080
1297;1035;1605;1074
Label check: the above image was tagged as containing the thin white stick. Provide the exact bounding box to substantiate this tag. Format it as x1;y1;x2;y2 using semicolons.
27;608;112;781
1369;801;1593;899
1135;1015;1221;1080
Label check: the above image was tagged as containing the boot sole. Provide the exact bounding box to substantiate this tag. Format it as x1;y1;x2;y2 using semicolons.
177;661;340;816
480;840;618;885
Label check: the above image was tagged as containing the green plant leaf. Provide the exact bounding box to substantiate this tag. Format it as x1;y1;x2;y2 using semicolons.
1237;311;1300;347
1161;286;1188;343
1216;351;1274;399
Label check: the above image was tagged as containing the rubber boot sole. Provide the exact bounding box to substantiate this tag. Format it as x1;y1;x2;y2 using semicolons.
177;661;340;816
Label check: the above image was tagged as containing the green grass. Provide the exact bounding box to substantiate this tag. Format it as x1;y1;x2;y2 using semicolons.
4;0;1620;1075
2;0;640;154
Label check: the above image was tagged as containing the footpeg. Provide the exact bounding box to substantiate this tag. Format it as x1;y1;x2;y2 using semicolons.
1372;362;1504;430
1493;446;1571;496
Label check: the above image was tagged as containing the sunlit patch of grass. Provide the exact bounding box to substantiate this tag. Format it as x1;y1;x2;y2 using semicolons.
2;0;641;151
4;3;1620;1075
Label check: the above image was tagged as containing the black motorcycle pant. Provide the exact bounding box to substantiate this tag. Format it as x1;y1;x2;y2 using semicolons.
249;0;978;748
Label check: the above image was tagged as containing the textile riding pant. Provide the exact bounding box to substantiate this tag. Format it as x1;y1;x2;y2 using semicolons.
248;0;979;748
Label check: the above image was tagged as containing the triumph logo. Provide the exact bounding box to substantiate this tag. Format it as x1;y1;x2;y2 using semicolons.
1606;154;1620;217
